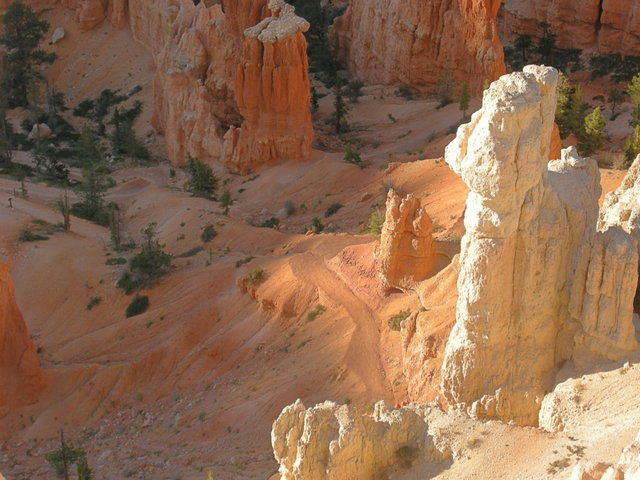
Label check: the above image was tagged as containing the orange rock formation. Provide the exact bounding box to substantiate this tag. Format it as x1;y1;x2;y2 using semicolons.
223;0;312;174
501;0;640;55
0;264;44;415
333;0;506;93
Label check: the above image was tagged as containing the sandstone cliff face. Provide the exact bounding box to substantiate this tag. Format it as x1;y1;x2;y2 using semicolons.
15;0;312;172
0;264;44;415
375;189;436;291
271;399;449;480
222;0;313;173
333;0;505;93
440;66;638;426
501;0;640;55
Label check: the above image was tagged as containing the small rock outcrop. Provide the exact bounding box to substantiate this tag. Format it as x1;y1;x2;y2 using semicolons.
375;189;437;291
570;430;640;479
0;264;44;415
333;0;505;93
271;399;449;480
440;65;638;426
223;0;313;173
501;0;640;55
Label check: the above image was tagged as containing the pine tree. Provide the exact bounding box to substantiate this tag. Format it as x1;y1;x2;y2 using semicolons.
0;1;56;107
624;125;640;166
579;107;605;157
607;89;624;120
628;73;640;128
330;76;349;134
459;82;470;119
184;155;218;199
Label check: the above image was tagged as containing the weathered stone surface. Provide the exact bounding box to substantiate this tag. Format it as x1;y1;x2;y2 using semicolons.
27;123;52;140
569;430;640;479
440;66;638;426
51;26;65;43
501;0;640;55
0;264;44;415
223;0;313;173
375;189;436;291
271;399;449;480
333;0;505;93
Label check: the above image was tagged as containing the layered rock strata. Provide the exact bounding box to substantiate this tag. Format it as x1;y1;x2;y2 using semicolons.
441;65;638;426
271;399;449;480
0;264;44;415
222;0;313;173
375;189;436;291
333;0;505;93
11;0;312;172
501;0;640;55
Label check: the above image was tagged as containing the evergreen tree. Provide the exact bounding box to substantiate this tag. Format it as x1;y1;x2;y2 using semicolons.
1;1;56;107
459;82;470;119
310;86;319;113
330;76;349;134
0;99;14;165
578;107;605;157
624;125;640;166
514;34;532;65
72;126;110;224
607;89;624;120
627;73;640;128
184;155;218;199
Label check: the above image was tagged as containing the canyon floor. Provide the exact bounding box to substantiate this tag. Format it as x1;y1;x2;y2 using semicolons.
2;9;640;480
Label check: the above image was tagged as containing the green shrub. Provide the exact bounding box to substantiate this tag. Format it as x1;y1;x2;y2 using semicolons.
343;143;363;168
177;246;204;258
259;217;280;229
18;228;48;242
86;296;101;310
324;203;343;218
126;295;149;318
246;268;266;286
235;256;254;268
388;310;411;331
105;257;127;265
360;211;384;235
184;155;217;199
201;224;217;242
309;217;324;233
307;305;327;322
116;271;141;295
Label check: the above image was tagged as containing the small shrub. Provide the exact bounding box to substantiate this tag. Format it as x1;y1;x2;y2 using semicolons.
246;268;266;286
259;217;280;229
117;271;142;295
324;203;343;217
360;211;384;235
184;155;217;199
309;217;324;234
343;143;364;168
86;296;102;310
388;310;411;331
201;224;217;242
105;257;127;265
283;200;296;216
177;246;204;258
307;305;327;322
235;256;254;268
219;190;233;208
19;228;48;242
395;84;418;100
126;295;149;318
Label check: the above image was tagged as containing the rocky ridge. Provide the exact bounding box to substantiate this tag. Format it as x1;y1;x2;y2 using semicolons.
333;0;506;93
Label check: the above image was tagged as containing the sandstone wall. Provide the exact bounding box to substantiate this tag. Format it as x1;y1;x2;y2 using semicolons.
501;0;640;55
333;0;505;93
440;66;638;426
0;264;44;415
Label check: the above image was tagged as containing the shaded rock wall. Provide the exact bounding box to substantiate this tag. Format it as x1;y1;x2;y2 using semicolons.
440;66;638;426
333;0;505;93
0;264;44;415
501;0;640;55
